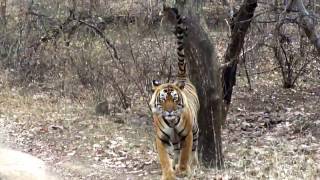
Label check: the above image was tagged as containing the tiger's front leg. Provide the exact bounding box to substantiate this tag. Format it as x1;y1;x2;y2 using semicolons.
156;138;176;180
175;132;193;177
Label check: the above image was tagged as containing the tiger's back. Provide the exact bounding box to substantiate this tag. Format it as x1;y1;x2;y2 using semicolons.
182;81;199;119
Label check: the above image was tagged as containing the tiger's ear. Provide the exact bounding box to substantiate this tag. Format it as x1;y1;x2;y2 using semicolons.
152;80;161;92
175;81;185;90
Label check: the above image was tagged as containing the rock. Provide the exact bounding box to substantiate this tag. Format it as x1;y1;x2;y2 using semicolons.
95;100;109;115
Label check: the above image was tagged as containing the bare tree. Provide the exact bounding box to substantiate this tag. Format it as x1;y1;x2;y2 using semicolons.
284;0;320;54
222;0;258;118
271;0;319;88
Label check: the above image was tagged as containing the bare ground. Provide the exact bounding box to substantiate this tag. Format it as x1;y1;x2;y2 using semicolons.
0;78;319;180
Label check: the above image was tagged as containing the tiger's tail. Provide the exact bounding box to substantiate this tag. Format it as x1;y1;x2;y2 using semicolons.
173;9;187;83
161;6;188;84
162;7;188;82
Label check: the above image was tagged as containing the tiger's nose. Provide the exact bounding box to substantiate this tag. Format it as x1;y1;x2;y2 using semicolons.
166;111;174;116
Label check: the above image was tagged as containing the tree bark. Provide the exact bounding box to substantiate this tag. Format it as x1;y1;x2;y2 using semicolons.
184;18;224;168
222;0;257;115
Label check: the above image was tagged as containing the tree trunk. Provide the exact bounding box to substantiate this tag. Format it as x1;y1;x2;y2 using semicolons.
222;0;257;116
184;18;224;167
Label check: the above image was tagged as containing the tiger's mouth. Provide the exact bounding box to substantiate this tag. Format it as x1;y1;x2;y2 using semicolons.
164;115;176;121
162;114;179;127
162;111;177;121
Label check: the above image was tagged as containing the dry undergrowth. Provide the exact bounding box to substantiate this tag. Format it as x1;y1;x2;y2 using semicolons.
0;72;319;180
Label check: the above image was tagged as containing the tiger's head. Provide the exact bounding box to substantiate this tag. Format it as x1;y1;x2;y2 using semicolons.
150;80;186;126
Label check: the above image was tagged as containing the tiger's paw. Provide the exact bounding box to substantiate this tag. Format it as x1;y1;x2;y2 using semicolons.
175;165;191;178
161;170;176;180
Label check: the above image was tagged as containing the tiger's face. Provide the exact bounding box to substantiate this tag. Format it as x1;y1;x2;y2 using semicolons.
151;80;185;126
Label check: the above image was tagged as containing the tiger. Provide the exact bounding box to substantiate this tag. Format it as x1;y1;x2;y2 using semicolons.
149;6;200;180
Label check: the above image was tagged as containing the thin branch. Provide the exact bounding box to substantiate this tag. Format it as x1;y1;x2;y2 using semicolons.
77;19;120;60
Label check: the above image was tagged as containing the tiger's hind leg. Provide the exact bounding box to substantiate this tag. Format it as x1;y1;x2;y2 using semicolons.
191;133;199;168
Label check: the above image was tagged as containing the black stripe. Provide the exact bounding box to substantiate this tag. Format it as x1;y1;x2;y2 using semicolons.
176;33;183;37
178;126;186;136
178;62;185;66
159;127;170;139
176;30;184;35
177;46;184;51
177;39;183;43
176;27;184;34
158;119;165;129
158;136;170;146
176;34;184;38
176;26;183;30
180;134;187;141
193;128;199;135
174;118;180;126
160;116;169;127
177;18;182;24
178;61;184;66
177;52;184;57
179;66;185;72
178;58;185;62
162;117;170;127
